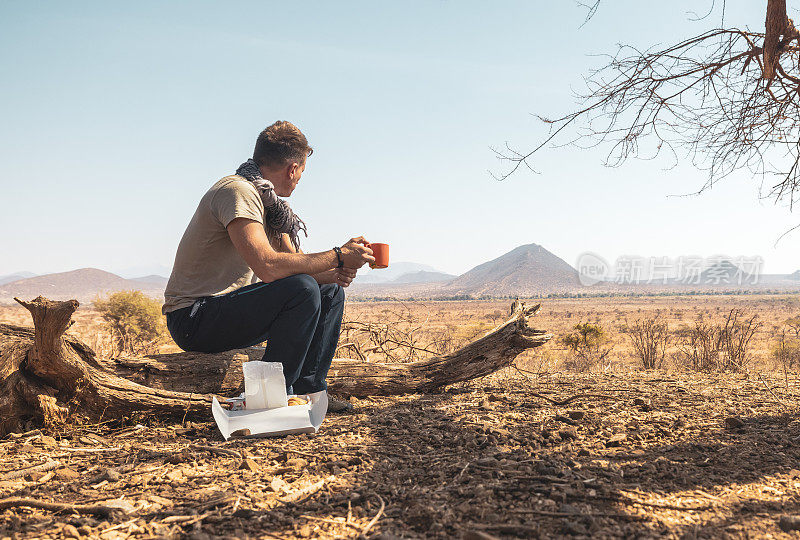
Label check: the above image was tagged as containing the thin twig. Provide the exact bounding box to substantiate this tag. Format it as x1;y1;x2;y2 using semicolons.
361;494;385;537
188;444;242;458
1;460;60;481
0;497;117;517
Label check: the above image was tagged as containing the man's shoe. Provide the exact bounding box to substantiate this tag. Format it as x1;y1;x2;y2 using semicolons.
327;397;354;413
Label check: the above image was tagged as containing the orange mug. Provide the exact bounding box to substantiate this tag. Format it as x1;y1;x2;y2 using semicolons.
368;243;389;269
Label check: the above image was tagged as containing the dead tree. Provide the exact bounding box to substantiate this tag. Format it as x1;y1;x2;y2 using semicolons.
496;0;800;220
0;296;551;435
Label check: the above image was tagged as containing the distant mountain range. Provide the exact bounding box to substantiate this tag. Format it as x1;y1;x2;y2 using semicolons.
0;271;37;286
355;262;446;284
1;249;798;304
392;270;457;284
0;268;166;303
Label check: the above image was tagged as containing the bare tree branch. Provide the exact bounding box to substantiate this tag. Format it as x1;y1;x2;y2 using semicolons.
498;1;800;223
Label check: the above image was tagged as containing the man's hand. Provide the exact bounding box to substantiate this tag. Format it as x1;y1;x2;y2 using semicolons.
340;237;375;268
335;267;358;287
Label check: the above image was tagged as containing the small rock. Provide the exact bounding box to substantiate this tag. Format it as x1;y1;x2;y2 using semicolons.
605;433;627;447
62;524;80;539
633;397;649;406
233;508;256;518
554;415;576;425
578;448;591;456
724;417;745;429
567;410;585;421
99;498;137;514
165;469;184;482
56;468;80;480
779;515;800;532
39;436;57;447
559;427;579;440
561;520;587;536
95;468;121;482
147;494;173;507
239;458;259;471
286;457;308;469
560;503;581;514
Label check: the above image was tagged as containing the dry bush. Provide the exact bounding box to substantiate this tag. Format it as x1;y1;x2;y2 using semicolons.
93;290;168;356
623;315;669;370
561;322;613;372
786;315;800;338
772;329;800;370
337;305;458;363
675;309;760;372
675;319;720;372
719;309;762;372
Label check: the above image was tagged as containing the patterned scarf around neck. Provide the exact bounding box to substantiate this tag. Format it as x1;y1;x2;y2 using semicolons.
235;159;307;251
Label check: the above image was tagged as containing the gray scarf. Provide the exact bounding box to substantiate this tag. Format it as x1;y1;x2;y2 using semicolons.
235;159;307;251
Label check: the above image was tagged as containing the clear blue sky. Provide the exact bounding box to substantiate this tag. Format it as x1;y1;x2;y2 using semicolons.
1;1;796;278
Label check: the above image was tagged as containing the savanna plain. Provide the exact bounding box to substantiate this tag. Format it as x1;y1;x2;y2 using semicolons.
1;294;800;539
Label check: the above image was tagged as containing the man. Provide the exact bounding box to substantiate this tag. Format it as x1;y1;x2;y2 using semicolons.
162;121;374;412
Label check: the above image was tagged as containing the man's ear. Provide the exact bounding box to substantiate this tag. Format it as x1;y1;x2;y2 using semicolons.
288;162;299;178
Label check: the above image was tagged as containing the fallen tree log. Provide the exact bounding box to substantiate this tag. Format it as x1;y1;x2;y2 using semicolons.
0;296;551;434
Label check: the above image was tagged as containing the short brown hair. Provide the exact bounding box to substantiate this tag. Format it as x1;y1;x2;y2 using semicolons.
253;121;313;167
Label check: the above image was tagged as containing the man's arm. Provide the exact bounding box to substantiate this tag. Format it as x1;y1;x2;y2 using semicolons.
227;218;373;283
275;232;338;285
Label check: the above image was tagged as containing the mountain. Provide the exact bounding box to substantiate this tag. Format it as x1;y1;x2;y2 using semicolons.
0;271;37;286
129;274;169;287
442;243;580;296
391;271;457;284
0;268;164;304
697;260;756;285
356;262;443;284
118;264;172;279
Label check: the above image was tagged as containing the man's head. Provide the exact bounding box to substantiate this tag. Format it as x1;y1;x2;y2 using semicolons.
253;121;313;197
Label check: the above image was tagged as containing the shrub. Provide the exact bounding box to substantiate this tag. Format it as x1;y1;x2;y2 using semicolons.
675;309;760;372
94;290;168;355
718;309;761;371
772;331;800;370
675;319;721;372
624;316;669;369
562;322;613;372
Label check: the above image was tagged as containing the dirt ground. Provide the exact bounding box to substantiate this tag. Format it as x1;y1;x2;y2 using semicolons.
2;295;800;539
2;370;800;539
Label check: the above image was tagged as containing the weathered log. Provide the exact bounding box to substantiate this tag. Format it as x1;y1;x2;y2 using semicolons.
0;296;551;434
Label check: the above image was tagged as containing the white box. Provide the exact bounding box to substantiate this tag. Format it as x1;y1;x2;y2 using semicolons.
212;390;328;440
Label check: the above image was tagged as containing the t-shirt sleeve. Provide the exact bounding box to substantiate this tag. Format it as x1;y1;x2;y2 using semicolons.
209;182;264;228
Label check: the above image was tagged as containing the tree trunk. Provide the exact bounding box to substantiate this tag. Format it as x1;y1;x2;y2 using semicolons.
764;0;789;79
0;296;551;435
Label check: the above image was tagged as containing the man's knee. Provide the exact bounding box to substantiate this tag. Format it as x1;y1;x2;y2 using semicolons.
285;274;321;310
320;283;345;307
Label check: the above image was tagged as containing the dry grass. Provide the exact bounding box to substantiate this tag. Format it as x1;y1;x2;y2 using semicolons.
1;294;797;374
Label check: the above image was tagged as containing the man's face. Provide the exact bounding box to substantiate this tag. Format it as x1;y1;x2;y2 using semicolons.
273;160;306;197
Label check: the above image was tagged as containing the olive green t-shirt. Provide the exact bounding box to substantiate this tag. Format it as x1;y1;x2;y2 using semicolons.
162;175;265;314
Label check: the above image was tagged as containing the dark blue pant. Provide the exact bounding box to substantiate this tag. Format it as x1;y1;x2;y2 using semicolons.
166;274;344;395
